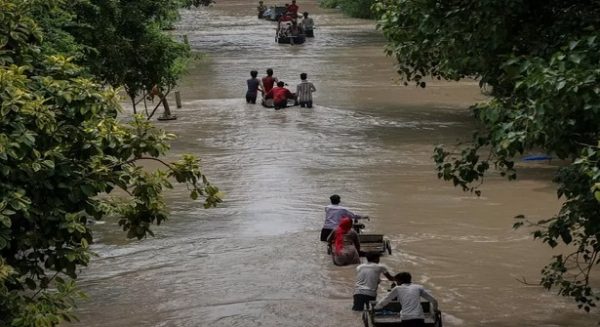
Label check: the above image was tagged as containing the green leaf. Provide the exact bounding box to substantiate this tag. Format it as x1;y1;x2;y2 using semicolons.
0;214;12;227
568;40;579;50
560;230;572;244
43;160;55;169
568;54;582;64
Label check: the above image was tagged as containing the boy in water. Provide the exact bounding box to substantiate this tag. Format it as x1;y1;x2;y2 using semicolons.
296;73;316;108
352;252;395;311
264;81;295;110
261;68;278;95
246;70;262;104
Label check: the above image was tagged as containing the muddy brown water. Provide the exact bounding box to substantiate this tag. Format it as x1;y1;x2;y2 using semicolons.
71;1;598;326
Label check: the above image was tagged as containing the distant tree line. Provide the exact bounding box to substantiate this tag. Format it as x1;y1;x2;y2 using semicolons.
320;0;377;19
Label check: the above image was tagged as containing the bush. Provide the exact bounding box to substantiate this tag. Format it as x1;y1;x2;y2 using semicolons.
320;0;377;19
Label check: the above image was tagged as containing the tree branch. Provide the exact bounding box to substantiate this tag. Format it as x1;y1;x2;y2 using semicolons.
118;156;174;170
515;276;541;286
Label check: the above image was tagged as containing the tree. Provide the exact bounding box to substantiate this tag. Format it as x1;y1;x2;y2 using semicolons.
320;0;377;18
0;0;221;325
375;0;600;312
68;0;192;117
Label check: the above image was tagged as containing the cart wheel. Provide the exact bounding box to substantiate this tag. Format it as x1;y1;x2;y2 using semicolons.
361;311;369;327
435;310;443;327
385;240;392;255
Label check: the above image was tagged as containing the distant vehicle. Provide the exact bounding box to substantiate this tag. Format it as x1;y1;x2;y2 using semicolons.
276;21;306;44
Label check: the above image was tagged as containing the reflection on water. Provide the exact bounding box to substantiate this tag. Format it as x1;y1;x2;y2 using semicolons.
71;1;597;326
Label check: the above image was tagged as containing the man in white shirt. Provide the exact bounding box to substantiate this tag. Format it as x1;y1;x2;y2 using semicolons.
300;12;315;37
352;252;395;311
296;73;316;108
375;272;439;327
321;194;363;242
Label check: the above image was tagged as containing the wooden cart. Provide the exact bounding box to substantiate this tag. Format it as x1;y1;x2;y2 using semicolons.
326;219;392;256
362;301;442;327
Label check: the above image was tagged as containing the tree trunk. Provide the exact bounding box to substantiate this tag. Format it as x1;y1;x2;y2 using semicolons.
157;91;177;120
130;94;137;114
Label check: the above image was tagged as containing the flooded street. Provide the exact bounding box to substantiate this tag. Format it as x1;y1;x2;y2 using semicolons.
72;1;597;326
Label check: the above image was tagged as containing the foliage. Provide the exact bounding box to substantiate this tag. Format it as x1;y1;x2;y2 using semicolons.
376;0;600;311
68;0;191;114
181;0;215;8
320;0;341;8
0;0;221;325
320;0;377;19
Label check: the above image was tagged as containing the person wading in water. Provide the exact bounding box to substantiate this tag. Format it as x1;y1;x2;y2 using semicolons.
246;70;263;104
261;68;278;94
375;272;439;327
331;217;361;266
264;81;295;110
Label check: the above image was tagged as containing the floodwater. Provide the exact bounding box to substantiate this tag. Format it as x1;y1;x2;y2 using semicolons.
72;1;598;326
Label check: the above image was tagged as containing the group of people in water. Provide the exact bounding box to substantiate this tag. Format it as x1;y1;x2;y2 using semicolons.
258;0;315;42
322;194;439;326
245;68;316;109
244;2;318;108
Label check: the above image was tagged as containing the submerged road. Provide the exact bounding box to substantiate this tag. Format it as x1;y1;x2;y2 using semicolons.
71;1;598;326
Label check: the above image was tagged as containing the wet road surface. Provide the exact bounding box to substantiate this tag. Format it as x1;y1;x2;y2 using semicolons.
71;1;598;326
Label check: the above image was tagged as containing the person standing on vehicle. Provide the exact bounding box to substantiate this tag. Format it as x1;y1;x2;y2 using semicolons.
321;194;363;242
375;272;439;327
296;73;316;108
246;70;262;104
264;81;295;110
352;252;395;311
261;68;278;95
287;0;299;18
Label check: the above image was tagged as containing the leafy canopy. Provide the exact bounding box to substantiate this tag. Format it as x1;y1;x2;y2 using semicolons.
375;0;600;312
0;0;221;325
68;0;192;113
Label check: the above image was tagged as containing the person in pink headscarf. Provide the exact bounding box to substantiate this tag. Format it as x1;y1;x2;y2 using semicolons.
332;217;361;266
